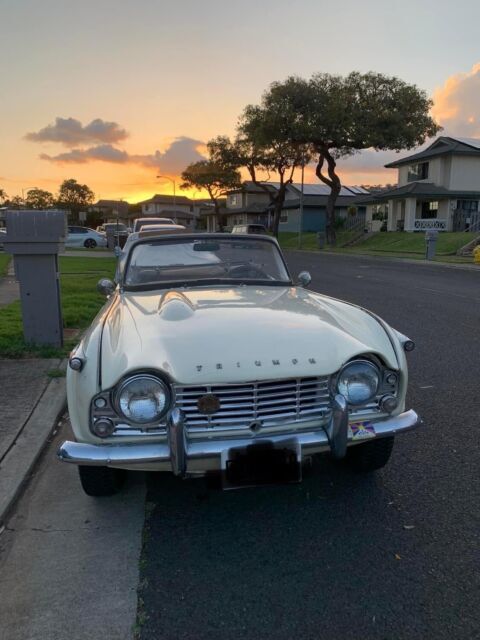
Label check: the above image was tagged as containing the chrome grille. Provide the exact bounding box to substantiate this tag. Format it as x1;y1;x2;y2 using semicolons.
174;377;331;435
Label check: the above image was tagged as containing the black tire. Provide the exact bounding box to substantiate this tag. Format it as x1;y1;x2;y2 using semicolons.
345;436;394;472
84;238;97;248
78;465;126;496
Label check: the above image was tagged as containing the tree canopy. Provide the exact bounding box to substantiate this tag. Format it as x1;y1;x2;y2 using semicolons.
181;159;241;230
57;178;94;215
262;72;441;242
25;188;55;209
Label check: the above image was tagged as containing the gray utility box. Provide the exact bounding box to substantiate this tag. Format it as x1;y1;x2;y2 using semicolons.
4;210;67;347
425;229;439;260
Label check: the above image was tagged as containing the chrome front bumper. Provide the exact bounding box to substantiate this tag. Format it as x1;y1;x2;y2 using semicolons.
57;405;421;476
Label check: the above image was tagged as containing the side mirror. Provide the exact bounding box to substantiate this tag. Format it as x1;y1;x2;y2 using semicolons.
297;271;312;288
97;278;115;297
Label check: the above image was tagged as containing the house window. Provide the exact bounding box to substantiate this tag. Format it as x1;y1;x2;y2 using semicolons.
407;162;429;182
421;201;438;219
457;200;478;212
229;194;238;206
280;212;288;223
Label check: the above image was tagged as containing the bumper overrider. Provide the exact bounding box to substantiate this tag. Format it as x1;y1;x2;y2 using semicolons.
57;394;421;476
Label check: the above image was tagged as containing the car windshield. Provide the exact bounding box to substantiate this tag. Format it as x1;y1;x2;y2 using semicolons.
124;237;290;288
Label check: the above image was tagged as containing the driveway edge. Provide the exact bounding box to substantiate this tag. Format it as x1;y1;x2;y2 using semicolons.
0;367;67;526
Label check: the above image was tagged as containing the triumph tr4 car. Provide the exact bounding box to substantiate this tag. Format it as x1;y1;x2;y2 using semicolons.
58;233;420;495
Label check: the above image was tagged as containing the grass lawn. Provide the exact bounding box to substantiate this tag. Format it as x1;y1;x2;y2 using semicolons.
354;232;474;256
278;231;359;250
278;231;476;259
0;253;10;276
0;256;116;358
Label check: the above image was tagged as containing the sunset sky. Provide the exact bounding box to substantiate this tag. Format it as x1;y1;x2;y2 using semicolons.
2;0;480;203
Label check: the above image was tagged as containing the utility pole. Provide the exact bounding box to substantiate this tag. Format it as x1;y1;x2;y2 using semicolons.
297;158;305;249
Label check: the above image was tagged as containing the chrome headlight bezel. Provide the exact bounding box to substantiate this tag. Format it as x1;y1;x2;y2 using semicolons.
114;372;172;425
335;359;381;406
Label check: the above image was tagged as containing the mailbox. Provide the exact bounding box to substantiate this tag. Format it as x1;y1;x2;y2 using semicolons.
425;229;438;260
4;210;67;347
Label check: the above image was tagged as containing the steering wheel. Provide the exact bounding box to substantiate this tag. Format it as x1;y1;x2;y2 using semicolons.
226;262;267;279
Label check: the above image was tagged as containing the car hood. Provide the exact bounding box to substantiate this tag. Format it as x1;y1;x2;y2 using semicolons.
100;286;397;388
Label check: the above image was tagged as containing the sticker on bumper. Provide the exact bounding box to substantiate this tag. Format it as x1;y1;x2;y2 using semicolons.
349;422;376;440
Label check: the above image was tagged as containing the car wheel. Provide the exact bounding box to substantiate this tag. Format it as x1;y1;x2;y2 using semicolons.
345;436;394;472
78;465;126;496
84;238;97;248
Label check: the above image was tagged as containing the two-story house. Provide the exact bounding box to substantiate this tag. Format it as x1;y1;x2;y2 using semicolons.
138;194;197;228
358;136;480;232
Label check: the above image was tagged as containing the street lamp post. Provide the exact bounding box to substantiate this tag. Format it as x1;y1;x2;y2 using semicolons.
21;187;38;201
156;175;176;220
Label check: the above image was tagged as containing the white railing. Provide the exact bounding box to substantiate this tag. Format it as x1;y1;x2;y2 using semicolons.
413;218;447;231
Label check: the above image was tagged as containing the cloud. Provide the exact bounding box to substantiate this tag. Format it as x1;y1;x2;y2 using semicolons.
40;136;206;174
432;63;480;137
40;144;129;164
26;117;128;146
132;137;206;173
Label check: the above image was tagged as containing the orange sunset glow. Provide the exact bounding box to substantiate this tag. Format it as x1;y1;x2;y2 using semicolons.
2;2;480;204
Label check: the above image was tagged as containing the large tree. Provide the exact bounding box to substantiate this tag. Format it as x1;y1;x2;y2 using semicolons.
0;188;7;205
209;102;311;237
180;159;241;231
56;178;94;218
25;188;55;209
265;72;441;244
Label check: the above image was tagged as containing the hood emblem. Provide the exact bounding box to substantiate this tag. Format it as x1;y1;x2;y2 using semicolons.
197;394;221;415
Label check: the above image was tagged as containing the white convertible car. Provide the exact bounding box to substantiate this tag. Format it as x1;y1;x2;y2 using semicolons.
58;233;420;495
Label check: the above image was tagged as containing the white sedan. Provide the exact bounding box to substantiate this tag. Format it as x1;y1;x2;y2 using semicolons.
66;226;107;249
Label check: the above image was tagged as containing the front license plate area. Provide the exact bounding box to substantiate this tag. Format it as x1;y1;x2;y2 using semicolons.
221;440;301;489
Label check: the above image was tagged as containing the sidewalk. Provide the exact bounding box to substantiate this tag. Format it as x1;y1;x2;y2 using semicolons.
0;358;67;525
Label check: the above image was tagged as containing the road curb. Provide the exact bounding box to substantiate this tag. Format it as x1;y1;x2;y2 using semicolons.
0;366;67;526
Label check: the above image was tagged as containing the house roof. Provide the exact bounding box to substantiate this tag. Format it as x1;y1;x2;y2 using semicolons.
222;202;272;216
91;199;129;211
286;183;369;197
384;136;480;168
228;181;278;195
354;181;480;203
139;194;193;205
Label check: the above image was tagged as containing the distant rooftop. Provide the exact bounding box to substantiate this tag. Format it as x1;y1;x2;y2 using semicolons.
287;183;369;197
385;136;480;168
139;194;193;205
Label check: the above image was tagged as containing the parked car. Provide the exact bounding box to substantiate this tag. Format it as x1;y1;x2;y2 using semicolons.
59;232;420;496
117;224;186;256
132;217;174;233
66;226;107;249
96;223;129;237
232;224;268;234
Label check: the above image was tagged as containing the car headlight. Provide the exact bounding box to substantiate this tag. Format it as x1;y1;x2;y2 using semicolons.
115;374;171;424
337;360;380;406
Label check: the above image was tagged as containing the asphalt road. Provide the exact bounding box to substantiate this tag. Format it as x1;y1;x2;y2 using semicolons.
139;253;479;640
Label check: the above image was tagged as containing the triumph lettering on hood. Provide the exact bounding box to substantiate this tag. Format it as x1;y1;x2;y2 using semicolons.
195;357;318;372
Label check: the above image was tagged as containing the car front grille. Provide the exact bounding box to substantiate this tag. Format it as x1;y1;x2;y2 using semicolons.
174;377;332;437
